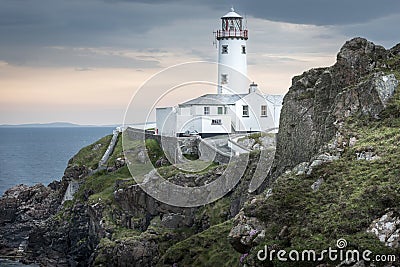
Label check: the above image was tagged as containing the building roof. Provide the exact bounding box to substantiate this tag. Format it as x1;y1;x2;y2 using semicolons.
179;93;247;106
221;7;242;18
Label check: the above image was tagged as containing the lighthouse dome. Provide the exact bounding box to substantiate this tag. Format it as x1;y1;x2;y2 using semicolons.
221;7;242;18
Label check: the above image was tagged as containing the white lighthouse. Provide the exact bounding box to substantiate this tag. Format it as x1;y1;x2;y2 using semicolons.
216;7;248;94
155;8;284;137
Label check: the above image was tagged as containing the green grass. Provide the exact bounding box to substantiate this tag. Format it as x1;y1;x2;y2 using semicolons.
195;197;231;226
69;134;112;169
153;160;219;180
182;153;199;160
145;139;165;166
158;220;240;267
244;87;400;266
111;225;141;240
74;165;133;203
123;136;168;166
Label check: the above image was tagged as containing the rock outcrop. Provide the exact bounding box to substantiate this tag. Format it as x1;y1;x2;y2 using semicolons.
367;211;400;249
0;127;269;266
0;184;61;258
271;37;398;179
229;38;400;266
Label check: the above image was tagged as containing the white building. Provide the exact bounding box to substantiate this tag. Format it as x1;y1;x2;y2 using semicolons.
156;8;283;137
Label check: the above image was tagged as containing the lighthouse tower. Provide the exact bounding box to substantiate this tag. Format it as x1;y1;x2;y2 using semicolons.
216;8;248;94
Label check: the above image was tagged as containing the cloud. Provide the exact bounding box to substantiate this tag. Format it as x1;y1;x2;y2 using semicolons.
236;0;400;26
0;61;8;67
74;67;94;72
335;13;400;48
0;46;161;69
1;0;398;68
0;0;220;47
93;0;400;25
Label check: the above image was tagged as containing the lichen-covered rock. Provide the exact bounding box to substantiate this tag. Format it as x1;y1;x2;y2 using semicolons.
228;211;266;253
271;37;398;180
311;177;324;191
93;236;159;267
0;183;61;258
367;211;400;248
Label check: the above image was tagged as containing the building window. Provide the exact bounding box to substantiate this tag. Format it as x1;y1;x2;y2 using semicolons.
212;119;222;125
218;106;224;114
221;74;228;84
242;45;246;54
261;105;267;116
222;45;228;54
204;106;210;115
242;105;249;117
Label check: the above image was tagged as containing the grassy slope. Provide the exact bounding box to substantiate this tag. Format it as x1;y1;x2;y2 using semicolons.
63;133;236;265
159;220;240;267
69;134;113;170
245;78;400;266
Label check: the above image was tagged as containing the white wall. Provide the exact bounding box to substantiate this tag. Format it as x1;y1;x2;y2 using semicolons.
233;92;275;132
176;114;232;135
217;38;248;94
186;105;228;116
156;107;177;136
176;115;202;134
201;115;231;134
180;107;191;116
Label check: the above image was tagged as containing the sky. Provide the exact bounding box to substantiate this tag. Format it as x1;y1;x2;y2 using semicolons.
1;0;400;125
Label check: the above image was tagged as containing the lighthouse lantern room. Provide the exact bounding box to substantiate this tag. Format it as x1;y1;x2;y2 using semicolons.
216;7;248;95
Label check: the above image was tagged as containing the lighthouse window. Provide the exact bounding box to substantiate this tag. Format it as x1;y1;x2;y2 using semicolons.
222;45;228;54
242;45;246;54
261;105;268;116
242;105;249;117
221;74;228;84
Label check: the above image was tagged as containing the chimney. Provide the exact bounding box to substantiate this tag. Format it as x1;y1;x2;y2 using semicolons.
249;82;258;93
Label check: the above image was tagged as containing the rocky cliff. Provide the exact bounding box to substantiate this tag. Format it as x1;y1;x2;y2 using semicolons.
271;38;399;179
0;130;266;266
229;38;400;266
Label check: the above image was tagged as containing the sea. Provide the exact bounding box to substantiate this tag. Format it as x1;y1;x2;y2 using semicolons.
0;127;115;197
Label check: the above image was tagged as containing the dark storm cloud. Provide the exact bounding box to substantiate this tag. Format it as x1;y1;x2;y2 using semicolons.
236;0;400;26
96;0;400;25
0;0;217;67
0;0;167;47
0;0;399;68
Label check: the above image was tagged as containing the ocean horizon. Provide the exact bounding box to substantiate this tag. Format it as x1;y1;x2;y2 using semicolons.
0;126;116;196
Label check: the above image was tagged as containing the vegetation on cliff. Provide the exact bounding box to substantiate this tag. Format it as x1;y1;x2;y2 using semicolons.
1;38;399;267
232;38;400;267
